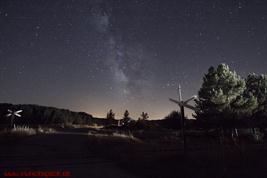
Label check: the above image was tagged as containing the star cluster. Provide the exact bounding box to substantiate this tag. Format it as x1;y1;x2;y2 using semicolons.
0;0;267;119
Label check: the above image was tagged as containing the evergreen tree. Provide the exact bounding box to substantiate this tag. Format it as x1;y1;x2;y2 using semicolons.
195;64;246;123
246;74;267;118
194;64;259;140
123;110;129;119
106;109;115;120
230;91;258;119
122;110;131;125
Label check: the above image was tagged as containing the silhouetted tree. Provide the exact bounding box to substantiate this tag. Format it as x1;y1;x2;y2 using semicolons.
165;111;182;120
106;109;115;120
121;110;131;126
124;110;129;118
163;111;183;129
138;112;149;121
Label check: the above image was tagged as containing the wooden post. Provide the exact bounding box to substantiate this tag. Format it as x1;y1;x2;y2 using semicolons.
170;85;197;156
180;105;186;154
178;85;186;155
10;114;15;129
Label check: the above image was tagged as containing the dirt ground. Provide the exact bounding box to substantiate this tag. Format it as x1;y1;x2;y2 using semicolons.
0;132;137;178
1;129;267;178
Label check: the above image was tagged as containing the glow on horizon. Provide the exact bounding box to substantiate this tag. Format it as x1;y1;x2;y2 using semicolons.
85;108;195;120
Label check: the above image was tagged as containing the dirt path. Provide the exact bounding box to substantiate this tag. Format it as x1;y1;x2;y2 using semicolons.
0;133;137;178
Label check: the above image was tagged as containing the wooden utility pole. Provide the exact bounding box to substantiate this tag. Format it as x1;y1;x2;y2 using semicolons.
169;84;197;155
178;84;186;153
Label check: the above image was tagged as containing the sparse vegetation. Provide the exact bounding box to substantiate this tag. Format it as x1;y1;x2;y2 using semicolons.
11;125;37;135
138;112;149;121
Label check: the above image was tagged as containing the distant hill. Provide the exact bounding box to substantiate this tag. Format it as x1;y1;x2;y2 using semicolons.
0;103;115;126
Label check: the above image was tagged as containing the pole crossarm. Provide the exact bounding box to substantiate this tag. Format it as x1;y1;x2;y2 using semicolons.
6;110;23;118
169;98;183;106
169;98;197;111
184;95;198;104
183;103;196;111
6;109;23;128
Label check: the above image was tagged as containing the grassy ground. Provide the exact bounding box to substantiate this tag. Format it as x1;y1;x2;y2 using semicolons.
87;129;267;178
1;127;267;178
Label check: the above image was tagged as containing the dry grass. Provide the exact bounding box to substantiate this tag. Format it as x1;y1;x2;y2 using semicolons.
88;131;141;142
86;129;267;178
37;126;56;134
0;125;56;136
11;125;36;135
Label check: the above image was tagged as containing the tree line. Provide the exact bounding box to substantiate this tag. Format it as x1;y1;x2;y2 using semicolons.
0;103;109;127
106;109;149;123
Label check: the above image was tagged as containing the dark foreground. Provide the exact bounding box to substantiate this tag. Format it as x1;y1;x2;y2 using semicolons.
1;128;267;178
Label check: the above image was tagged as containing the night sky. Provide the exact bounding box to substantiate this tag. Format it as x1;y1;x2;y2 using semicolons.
0;0;267;119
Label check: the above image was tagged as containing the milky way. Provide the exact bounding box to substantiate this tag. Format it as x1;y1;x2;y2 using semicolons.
0;0;267;119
